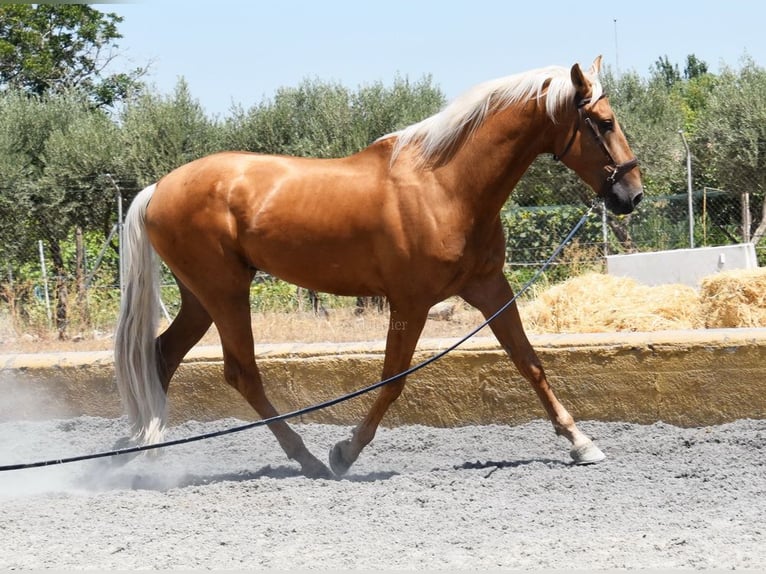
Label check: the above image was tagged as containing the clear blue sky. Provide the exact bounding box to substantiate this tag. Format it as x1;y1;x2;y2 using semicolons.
99;0;765;118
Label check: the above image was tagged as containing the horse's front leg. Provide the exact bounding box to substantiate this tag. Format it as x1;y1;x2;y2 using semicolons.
329;304;428;475
461;272;606;464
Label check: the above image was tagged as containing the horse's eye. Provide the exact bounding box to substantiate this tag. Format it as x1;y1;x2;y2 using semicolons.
599;119;615;132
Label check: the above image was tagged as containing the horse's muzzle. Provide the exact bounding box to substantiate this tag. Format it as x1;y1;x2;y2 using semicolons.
604;183;643;215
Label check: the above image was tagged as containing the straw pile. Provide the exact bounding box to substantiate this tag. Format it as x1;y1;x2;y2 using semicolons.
520;272;706;333
699;268;766;328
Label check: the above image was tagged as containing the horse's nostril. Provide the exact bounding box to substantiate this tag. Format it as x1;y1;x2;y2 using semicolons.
633;191;643;207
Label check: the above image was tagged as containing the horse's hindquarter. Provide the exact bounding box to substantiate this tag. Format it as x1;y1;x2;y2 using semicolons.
146;151;394;295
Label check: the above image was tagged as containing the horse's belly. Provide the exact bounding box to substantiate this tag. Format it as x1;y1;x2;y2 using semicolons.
244;237;383;297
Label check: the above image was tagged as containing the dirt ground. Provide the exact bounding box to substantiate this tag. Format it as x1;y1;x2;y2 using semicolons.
1;416;764;570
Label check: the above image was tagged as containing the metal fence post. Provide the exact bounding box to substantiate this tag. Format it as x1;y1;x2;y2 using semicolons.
105;174;124;295
679;130;694;248
742;190;752;243
38;239;52;325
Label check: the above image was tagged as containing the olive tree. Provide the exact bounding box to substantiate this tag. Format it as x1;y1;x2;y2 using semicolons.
694;59;766;246
221;75;444;158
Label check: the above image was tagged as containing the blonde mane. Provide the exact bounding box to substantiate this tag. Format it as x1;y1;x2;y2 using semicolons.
385;65;603;165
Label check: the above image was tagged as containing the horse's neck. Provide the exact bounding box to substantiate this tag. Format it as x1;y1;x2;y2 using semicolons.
438;105;554;219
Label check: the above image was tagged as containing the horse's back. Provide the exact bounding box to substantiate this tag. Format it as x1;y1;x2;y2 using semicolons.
150;149;388;222
144;148;397;294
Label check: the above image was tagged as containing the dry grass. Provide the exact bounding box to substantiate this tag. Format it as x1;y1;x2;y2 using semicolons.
700;267;766;328
519;272;704;333
2;268;764;354
0;305;486;354
196;306;486;347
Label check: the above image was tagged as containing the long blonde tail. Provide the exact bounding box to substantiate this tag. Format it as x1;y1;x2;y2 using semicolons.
113;183;167;445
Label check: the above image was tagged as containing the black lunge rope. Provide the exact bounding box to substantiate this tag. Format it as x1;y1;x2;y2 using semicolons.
0;205;596;472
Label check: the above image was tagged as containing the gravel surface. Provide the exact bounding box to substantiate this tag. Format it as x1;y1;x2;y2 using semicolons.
1;416;764;570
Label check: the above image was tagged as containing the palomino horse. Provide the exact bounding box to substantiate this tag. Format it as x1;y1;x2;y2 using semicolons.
115;56;642;478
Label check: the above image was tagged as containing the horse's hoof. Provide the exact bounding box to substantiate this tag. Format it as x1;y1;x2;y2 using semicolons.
109;436;140;466
570;440;606;465
329;439;354;476
301;459;335;480
113;436;135;449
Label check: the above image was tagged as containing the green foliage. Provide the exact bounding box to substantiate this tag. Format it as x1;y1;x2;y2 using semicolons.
626;195;693;251
2;227;121;335
222;75;444;157
250;279;303;313
693;59;766;243
503;205;604;265
42;106;122;232
684;55;709;80
0;4;144;107
0;89;117;261
119;78;221;189
602;69;688;197
0;87;126;337
349;74;445;147
2;43;766;336
227;78;356;157
512;155;579;207
653;55;682;88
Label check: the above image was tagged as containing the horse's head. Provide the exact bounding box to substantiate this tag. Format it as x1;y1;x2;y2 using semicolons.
553;56;643;215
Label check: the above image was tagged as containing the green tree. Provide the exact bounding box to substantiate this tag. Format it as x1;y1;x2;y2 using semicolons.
0;4;148;336
684;54;709;80
249;78;355;157
606;68;688;197
0;4;144;107
694;59;766;245
349;74;445;148
42;102;122;234
0;94;34;267
653;55;682;89
120;78;220;189
222;75;444;158
0;89;122;336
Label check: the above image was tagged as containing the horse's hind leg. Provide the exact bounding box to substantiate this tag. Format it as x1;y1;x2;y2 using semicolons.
201;281;333;479
461;272;605;464
155;280;213;390
111;280;212;460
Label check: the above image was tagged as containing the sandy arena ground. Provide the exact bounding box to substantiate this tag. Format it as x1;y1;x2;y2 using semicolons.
1;415;764;570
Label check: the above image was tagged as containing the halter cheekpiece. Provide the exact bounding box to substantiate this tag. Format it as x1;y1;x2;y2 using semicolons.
553;94;639;188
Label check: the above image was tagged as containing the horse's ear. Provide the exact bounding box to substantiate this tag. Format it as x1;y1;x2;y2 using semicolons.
589;55;603;75
570;62;592;100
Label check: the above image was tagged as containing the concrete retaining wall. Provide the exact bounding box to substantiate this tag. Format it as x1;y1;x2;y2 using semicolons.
2;328;765;427
606;243;758;287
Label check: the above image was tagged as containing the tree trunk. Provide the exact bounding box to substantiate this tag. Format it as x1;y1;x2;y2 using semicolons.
2;264;17;329
750;196;766;246
608;216;638;253
48;238;69;340
75;226;90;325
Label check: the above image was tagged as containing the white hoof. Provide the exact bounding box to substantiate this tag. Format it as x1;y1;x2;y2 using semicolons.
570;440;606;465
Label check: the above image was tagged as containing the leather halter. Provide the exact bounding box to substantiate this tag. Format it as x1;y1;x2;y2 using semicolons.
553;94;639;188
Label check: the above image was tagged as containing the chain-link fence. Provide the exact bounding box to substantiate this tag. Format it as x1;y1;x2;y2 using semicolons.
625;188;757;252
502;187;763;282
2;182;764;340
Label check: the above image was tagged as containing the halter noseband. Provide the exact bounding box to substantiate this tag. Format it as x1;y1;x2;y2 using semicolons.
553;94;639;188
